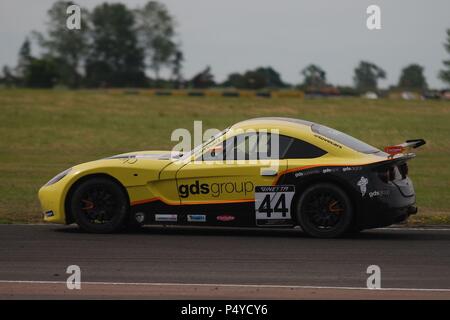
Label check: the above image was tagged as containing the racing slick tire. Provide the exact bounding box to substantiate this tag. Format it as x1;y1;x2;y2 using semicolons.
70;177;129;233
296;183;353;238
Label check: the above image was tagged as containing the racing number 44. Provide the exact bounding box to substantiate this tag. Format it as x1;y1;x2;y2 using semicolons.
255;186;295;226
258;193;289;218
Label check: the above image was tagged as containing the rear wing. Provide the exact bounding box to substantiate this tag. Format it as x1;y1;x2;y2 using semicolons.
384;139;426;157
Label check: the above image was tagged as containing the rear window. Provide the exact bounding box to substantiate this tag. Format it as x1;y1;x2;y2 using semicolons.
279;135;327;159
311;124;380;154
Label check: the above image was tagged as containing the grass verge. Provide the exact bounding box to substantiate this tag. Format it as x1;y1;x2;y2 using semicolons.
0;89;449;224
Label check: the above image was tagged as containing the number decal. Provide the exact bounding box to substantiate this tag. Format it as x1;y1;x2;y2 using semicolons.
255;185;295;226
258;194;273;217
274;193;288;217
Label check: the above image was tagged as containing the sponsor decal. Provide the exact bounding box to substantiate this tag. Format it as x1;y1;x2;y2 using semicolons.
135;212;145;223
322;168;339;174
369;190;390;198
187;214;206;222
178;180;209;198
216;215;235;222
294;166;362;178
44;210;54;217
342;166;362;172
314;134;342;149
155;214;177;222
294;169;320;178
384;146;405;156
357;176;369;196
178;180;254;198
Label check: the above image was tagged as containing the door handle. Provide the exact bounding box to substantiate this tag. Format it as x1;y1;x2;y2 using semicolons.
261;168;278;176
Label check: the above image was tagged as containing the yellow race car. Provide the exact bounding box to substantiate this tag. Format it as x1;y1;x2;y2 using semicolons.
38;117;424;238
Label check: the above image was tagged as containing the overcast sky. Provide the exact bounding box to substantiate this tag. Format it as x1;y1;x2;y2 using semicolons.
1;0;449;88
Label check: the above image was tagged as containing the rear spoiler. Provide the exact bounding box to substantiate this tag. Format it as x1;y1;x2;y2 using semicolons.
384;139;426;157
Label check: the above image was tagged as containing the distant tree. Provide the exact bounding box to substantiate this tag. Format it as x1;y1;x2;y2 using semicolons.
33;1;89;87
135;1;180;79
171;49;184;86
439;29;450;87
190;66;215;88
23;58;59;88
254;67;285;88
336;86;359;97
398;64;427;90
223;67;285;89
353;61;386;92
301;64;326;88
1;66;17;87
223;73;246;88
85;3;147;87
243;71;266;89
16;38;33;82
15;37;57;87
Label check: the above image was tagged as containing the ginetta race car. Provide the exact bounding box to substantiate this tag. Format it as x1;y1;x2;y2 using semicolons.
38;117;425;238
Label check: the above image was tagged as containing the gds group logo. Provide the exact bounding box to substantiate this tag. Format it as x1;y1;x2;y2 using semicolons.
178;180;254;198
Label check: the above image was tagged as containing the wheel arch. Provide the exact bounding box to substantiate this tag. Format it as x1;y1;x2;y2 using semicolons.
64;173;130;225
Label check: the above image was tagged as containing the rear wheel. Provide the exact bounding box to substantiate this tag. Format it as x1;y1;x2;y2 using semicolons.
70;177;129;233
296;183;353;238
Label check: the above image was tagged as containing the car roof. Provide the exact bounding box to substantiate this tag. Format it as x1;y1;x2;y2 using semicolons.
228;117;383;161
229;117;320;149
230;117;316;131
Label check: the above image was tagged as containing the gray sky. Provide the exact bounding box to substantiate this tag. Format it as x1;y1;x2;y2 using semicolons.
1;0;449;88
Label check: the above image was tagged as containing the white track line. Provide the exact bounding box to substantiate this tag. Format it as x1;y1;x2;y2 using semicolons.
0;280;449;292
378;227;450;231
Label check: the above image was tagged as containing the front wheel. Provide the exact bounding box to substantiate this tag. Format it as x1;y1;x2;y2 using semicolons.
70;177;129;233
296;183;353;238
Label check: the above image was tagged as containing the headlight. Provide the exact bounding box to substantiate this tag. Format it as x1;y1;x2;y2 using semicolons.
45;168;72;186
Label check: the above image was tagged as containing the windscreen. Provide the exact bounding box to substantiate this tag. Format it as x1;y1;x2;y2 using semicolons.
179;128;229;160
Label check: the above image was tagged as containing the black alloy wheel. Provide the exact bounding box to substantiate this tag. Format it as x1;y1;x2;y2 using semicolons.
297;183;353;238
70;177;128;233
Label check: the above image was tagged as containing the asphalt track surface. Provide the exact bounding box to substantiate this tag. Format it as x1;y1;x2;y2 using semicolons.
0;224;450;299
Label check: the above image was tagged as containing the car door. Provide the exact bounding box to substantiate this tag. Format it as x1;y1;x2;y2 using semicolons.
175;131;293;226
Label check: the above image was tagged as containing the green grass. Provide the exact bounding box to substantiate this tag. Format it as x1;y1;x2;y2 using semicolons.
1;89;449;224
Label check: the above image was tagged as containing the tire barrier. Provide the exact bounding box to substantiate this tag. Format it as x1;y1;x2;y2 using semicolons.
114;89;305;98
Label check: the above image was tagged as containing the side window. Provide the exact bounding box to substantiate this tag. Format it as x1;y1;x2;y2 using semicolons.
200;139;226;161
199;133;325;161
201;132;284;161
281;137;327;159
229;133;259;160
224;133;293;160
200;133;259;161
